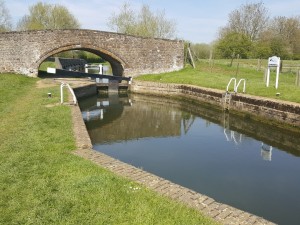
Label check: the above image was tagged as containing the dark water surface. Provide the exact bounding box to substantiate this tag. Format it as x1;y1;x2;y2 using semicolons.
79;93;300;225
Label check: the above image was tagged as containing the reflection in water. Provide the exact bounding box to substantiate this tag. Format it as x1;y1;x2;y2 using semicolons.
224;129;243;145
79;93;300;161
261;143;273;161
223;112;243;146
79;93;300;225
82;93;183;144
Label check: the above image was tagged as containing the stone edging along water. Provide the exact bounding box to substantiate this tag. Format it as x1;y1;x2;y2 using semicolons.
71;82;278;225
131;80;300;129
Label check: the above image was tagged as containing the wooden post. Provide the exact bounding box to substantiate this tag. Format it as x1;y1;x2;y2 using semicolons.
209;50;214;73
187;47;195;68
209;50;213;65
257;58;261;71
296;70;300;87
235;54;240;78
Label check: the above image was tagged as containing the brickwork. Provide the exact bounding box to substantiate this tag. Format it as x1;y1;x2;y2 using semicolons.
0;29;184;77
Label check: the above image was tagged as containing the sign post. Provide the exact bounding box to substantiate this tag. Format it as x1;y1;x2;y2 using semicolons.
266;56;280;89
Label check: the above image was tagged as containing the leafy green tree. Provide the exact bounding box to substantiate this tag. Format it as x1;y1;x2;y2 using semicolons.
215;32;252;66
269;16;300;58
0;0;11;32
190;43;212;59
108;2;176;39
269;37;289;59
251;40;271;59
17;2;80;30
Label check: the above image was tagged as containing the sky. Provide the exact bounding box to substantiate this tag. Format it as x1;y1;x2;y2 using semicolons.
5;0;300;43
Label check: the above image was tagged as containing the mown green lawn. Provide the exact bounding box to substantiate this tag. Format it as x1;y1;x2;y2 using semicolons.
0;74;218;225
137;60;300;103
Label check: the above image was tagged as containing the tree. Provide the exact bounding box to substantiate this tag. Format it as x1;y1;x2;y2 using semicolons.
17;2;80;31
222;1;269;42
108;2;176;39
269;16;300;58
215;32;252;66
190;43;212;59
251;38;272;59
107;2;137;35
0;0;11;32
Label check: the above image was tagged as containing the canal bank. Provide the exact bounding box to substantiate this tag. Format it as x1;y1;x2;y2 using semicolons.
70;80;293;225
131;80;300;129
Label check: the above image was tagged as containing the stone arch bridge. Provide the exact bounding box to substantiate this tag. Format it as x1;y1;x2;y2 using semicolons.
0;29;184;77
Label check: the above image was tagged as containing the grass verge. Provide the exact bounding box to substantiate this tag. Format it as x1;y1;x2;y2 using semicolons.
0;74;217;225
137;60;300;103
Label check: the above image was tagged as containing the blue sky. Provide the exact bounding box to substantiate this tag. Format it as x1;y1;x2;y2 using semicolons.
5;0;300;43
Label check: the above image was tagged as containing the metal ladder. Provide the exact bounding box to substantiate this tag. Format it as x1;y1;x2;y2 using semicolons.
222;78;246;110
222;92;232;110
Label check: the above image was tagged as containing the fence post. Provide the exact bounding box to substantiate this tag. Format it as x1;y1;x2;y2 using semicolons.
296;70;300;87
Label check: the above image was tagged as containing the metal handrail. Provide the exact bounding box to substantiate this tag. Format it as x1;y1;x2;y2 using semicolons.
235;79;246;93
226;78;236;92
226;78;246;93
60;82;77;105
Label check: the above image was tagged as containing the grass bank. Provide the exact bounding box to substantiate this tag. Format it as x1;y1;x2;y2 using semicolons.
137;60;300;103
0;74;217;225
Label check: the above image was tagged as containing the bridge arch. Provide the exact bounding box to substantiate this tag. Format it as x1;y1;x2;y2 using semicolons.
36;43;127;76
0;29;184;77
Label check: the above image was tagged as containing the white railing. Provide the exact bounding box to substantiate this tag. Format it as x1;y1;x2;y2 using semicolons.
226;78;236;92
235;79;246;93
85;64;104;74
60;82;77;105
226;78;246;93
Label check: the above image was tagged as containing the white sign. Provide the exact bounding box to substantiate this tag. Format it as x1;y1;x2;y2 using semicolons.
47;67;56;74
266;56;281;89
268;56;280;67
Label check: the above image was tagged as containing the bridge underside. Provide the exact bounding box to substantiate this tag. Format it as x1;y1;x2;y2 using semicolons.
38;46;125;77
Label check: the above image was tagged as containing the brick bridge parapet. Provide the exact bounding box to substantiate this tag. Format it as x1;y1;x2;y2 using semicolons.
0;29;184;77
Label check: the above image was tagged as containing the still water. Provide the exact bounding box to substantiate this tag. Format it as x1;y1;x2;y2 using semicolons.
79;93;300;225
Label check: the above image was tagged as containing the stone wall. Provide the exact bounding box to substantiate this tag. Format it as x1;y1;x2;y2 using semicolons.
131;80;300;128
0;29;184;77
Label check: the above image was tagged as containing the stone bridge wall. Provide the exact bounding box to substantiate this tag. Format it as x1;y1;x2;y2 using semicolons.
0;29;184;77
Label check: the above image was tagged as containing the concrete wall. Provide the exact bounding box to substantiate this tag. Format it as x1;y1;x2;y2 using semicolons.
73;84;97;99
131;80;300;128
0;29;184;77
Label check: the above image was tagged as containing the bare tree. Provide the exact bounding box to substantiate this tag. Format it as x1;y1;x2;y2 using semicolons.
0;0;11;32
154;9;176;39
226;1;269;41
107;2;137;34
108;2;176;39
